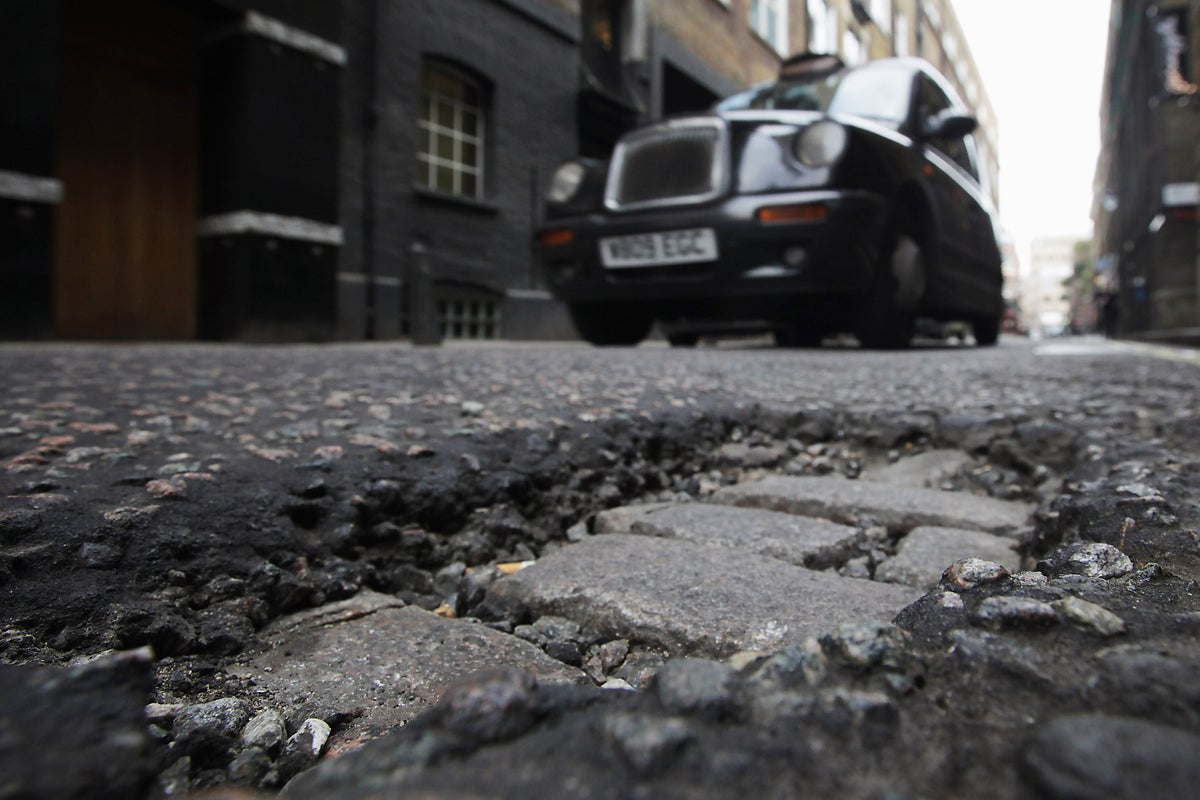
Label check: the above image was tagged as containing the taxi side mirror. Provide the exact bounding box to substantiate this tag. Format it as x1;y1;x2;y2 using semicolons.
922;110;978;140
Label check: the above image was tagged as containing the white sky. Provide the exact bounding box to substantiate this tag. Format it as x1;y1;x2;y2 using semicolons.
951;1;1112;270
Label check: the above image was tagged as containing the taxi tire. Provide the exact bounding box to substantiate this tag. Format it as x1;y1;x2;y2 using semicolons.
569;303;653;347
973;314;1001;346
856;229;922;350
667;332;701;348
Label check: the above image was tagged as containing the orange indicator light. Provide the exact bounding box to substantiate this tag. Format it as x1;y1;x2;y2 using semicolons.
540;229;575;247
756;203;828;224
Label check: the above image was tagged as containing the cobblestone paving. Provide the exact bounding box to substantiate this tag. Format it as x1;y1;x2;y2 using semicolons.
3;338;1200;799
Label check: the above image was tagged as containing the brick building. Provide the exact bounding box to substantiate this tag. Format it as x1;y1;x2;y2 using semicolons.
0;0;999;342
1093;0;1200;342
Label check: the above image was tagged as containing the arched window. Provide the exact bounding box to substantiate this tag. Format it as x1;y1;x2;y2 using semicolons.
417;60;486;199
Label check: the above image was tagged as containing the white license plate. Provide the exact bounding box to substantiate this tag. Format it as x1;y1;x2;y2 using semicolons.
599;228;719;268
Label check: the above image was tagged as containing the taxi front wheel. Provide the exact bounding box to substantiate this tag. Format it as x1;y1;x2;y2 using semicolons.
568;303;653;347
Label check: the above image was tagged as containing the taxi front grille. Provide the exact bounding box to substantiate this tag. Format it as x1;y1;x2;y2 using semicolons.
605;119;726;211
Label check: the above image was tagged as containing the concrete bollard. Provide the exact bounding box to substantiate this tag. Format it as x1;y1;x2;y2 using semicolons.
407;242;442;346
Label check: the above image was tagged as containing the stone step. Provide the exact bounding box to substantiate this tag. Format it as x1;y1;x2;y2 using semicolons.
232;591;586;752
713;475;1032;535
593;502;862;569
875;526;1022;590
486;534;920;660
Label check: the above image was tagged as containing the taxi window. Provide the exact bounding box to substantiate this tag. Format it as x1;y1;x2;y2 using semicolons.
717;64;913;129
917;76;979;180
826;67;913;126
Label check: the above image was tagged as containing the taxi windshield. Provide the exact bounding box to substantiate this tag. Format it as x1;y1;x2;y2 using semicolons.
716;63;913;128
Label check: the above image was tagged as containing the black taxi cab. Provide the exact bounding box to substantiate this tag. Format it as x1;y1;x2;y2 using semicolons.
535;54;1004;348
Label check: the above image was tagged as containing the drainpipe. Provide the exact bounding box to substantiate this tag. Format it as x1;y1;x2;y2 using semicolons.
360;0;381;339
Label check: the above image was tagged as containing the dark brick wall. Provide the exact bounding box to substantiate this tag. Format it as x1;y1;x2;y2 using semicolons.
0;1;59;176
207;0;338;41
201;36;340;222
0;200;54;339
198;235;337;341
341;0;581;337
0;1;59;338
198;1;342;340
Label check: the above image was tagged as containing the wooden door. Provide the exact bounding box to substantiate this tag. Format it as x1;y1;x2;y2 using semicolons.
54;0;200;339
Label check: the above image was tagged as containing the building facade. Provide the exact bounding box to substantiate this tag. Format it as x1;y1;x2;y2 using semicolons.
0;0;1000;342
1025;236;1086;336
1093;0;1200;342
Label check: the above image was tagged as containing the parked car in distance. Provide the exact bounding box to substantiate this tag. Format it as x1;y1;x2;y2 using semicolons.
535;54;1004;349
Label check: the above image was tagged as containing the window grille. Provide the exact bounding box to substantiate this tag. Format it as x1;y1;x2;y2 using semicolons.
417;62;485;199
437;295;500;340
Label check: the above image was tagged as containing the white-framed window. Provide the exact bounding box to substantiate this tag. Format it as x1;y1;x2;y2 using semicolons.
843;28;863;65
417;61;486;199
807;0;828;52
750;0;789;55
871;0;892;33
893;11;910;56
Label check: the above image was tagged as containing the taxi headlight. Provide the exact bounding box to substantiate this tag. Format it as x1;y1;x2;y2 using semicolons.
794;120;848;167
547;161;586;204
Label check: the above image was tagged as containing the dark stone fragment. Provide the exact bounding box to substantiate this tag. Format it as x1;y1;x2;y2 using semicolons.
1037;542;1133;579
1092;650;1200;723
947;629;1052;687
615;651;666;690
652;658;737;720
0;509;40;541
601;711;695;776
435;667;539;743
196;575;249;608
290;478;329;500
1015;419;1079;469
969;596;1060;631
14;479;61;494
1022;714;1200;799
173;697;252;763
749;639;827;688
893;591;969;639
546;640;584;667
250;562;315;615
460;565;502;612
112;473;154;487
282;500;328;529
226;746;272;787
0;649;156;799
195;609;256;656
112;605;197;656
597;639;630;672
274;721;330;787
820;622;911;670
937;413;1011;452
78;541;123;569
157;756;192;796
364;521;403;545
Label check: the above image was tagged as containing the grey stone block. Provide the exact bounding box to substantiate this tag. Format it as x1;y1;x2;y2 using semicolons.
860;449;975;488
594;502;862;569
876;526;1021;590
486;535;920;659
232;591;586;749
714;476;1031;535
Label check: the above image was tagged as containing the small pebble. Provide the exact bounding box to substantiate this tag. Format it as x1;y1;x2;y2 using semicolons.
941;558;1010;590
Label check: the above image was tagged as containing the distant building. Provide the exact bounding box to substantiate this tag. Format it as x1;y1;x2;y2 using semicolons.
1025;236;1084;335
1093;0;1199;342
0;0;1000;342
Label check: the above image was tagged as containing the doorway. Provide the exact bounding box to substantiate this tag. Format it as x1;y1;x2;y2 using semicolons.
54;0;202;338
